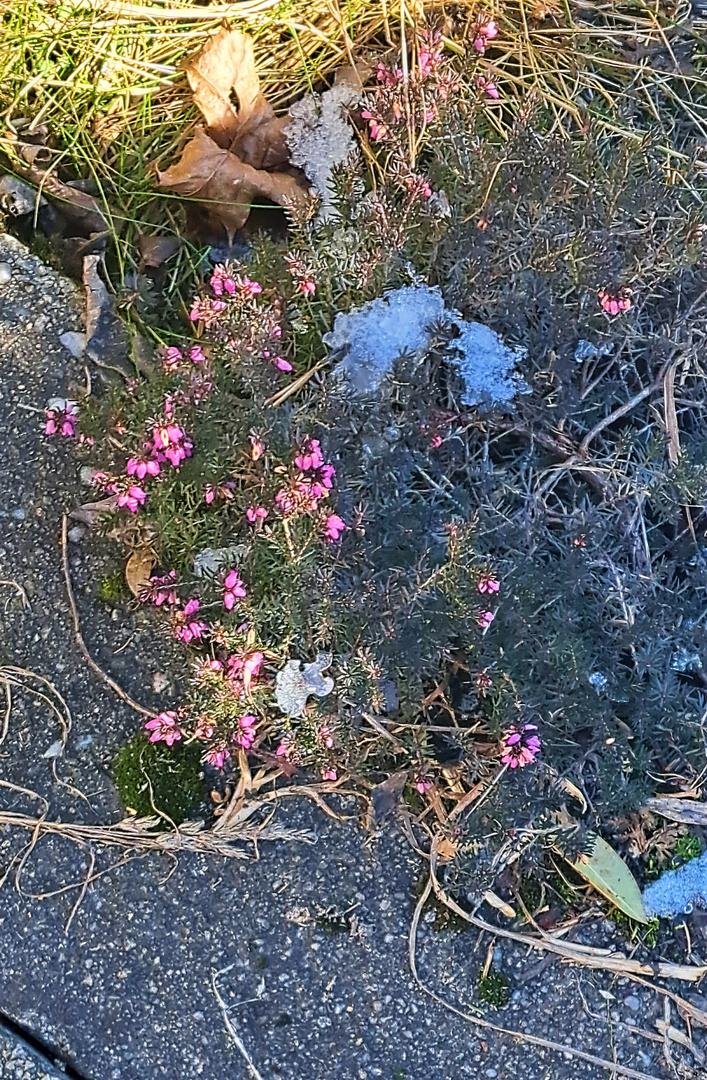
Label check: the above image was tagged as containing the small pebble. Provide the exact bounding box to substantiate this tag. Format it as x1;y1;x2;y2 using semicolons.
152;671;170;694
59;330;87;359
68;525;86;543
624;995;641;1012
0;262;12;284
11;507;25;521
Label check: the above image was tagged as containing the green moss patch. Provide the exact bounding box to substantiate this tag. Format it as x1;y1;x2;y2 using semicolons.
113;731;205;826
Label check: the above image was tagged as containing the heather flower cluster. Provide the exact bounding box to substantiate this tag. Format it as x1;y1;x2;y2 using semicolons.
44;398;78;438
89;405;194;514
500;723;542;769
191;264;292;374
271;437;346;543
145;638;269;770
360;31;461;147
599;287;632;317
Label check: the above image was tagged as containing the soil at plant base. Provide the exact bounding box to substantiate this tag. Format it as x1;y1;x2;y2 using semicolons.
0;231;702;1080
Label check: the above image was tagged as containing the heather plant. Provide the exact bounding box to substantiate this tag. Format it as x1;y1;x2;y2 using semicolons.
49;34;707;902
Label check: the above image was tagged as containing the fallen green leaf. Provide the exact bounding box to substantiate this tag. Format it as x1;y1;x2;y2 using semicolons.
567;834;648;924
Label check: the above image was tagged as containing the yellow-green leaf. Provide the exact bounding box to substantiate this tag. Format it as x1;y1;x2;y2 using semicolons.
567;834;648;924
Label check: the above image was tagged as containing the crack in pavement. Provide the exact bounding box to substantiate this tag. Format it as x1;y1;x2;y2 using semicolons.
0;1013;94;1080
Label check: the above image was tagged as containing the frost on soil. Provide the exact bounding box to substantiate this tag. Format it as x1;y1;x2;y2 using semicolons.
642;852;707;916
286;81;359;221
324;284;528;405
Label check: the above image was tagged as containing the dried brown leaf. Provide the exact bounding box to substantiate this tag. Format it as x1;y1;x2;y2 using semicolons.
15;163;107;233
368;770;407;826
182;28;289;166
125;547;156;598
70;494;118;526
83;255;131;374
157;127;306;242
138;233;181;268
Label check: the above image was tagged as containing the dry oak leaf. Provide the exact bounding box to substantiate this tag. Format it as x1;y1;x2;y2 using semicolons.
182;27;290;168
157;127;307;241
125;547;157;598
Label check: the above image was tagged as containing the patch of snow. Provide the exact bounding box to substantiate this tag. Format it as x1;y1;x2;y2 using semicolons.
588;671;608;691
287;81;360;221
324;284;528;406
275;654;334;717
671;646;702;675
643;852;707;916
574;339;612;363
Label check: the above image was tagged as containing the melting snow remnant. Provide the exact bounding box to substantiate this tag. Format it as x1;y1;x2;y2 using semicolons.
287;80;360;221
275;653;334;717
643;852;707;916
323;284;528;405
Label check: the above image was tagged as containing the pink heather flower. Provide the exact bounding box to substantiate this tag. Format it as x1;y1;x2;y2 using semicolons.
319;463;336;488
142;570;179;606
246;506;268;524
361;111;388;141
478;610;495;630
44;399;78;438
272;356;293;373
413;775;433;794
376;61;403;88
238;276;262;297
419;48;433;77
476;75;500;99
174;621;207;644
430;434;443;449
117;485;147;513
210;265;237;297
77;433;95;447
163;346;183;371
318;725;334;749
194;658;223;682
249;435;265;461
234;714;257;749
478;576;500;595
204;484;216;505
190;297;227;325
194;715;217;740
321;767;338;782
205;743;231;769
223;569;247;611
295;438;324;472
127;456;160;481
300;279;316;297
476;671;493;691
173;597;208;643
152;423;183;451
275;487;298;515
243;651;264;681
276;738;294;760
599;288;632;316
324;514;346;542
404;174;433;200
145;711;182;746
474;17;498;52
500;723;541;769
189;345;206;364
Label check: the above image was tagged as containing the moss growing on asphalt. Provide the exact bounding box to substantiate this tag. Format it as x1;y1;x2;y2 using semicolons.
113;731;204;826
97;571;130;606
478;967;511;1008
